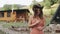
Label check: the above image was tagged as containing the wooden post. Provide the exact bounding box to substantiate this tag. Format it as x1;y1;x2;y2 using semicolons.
12;5;14;13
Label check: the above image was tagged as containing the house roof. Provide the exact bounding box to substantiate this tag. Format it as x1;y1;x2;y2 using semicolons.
0;9;30;13
0;4;30;12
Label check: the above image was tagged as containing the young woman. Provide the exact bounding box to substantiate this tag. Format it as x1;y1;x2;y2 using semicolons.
28;4;45;34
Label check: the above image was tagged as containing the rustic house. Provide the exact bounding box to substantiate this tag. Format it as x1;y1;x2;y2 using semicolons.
0;9;30;22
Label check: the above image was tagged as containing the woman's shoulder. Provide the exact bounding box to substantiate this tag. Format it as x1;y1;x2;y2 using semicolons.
29;15;34;19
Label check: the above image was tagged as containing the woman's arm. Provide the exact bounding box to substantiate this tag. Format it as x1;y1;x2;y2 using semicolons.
28;16;40;28
37;17;46;30
28;16;33;27
29;20;40;27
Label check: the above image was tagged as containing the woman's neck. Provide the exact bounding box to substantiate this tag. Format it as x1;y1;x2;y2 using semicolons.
34;15;43;19
34;15;39;18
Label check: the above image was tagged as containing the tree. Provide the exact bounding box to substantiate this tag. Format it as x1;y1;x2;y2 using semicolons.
30;0;38;8
44;0;51;8
44;0;59;8
57;0;60;3
3;4;12;10
3;4;26;10
50;0;58;5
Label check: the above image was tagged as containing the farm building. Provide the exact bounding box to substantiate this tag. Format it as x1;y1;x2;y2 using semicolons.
0;9;30;22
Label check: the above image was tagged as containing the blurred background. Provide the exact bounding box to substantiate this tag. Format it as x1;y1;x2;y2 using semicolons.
0;0;60;34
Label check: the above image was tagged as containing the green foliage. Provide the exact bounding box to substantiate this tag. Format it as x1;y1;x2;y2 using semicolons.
39;2;44;6
50;0;58;5
57;0;60;3
50;10;55;15
3;4;25;10
30;0;38;8
45;17;51;26
44;0;51;8
3;4;12;10
0;30;6;34
44;0;59;8
3;22;28;28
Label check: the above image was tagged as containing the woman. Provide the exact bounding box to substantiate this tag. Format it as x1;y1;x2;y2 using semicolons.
28;4;45;34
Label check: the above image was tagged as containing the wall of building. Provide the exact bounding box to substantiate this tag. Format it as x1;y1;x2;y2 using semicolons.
0;11;16;21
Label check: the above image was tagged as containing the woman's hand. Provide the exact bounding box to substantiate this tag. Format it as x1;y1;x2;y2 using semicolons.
28;25;33;28
29;20;40;27
37;26;43;31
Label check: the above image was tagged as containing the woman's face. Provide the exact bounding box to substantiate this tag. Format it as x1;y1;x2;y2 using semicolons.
34;8;41;16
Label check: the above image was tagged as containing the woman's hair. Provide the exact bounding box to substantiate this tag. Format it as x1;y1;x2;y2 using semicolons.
32;4;43;19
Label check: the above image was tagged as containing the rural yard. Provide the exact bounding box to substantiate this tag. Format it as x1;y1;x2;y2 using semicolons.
0;22;60;34
0;0;60;34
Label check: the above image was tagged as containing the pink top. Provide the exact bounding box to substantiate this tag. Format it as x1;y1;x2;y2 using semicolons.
29;17;45;34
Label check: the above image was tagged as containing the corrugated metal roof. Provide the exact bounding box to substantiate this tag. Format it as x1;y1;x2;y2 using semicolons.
0;9;30;13
0;7;29;11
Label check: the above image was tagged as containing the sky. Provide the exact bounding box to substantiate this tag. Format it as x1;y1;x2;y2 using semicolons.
0;0;43;7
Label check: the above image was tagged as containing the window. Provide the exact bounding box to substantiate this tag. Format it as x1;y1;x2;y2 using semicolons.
0;12;4;17
7;12;11;17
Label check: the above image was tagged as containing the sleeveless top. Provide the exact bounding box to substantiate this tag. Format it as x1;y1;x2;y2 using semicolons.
30;17;45;30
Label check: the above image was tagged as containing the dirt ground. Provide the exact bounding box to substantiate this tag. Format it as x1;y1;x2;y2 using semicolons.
0;22;60;34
